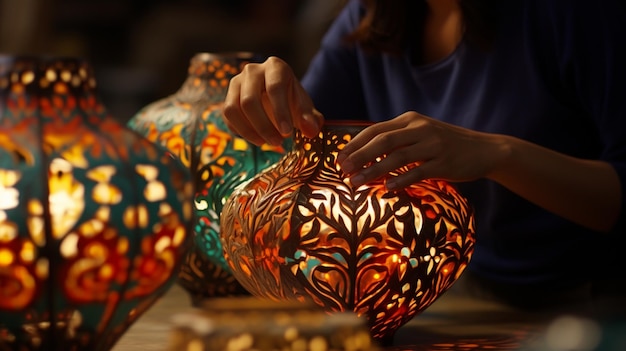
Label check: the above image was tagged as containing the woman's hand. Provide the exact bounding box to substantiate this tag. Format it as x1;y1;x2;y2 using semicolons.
338;111;621;232
337;111;511;190
223;56;323;146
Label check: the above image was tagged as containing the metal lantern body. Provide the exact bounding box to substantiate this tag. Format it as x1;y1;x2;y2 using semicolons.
0;56;193;350
127;52;288;302
220;121;476;341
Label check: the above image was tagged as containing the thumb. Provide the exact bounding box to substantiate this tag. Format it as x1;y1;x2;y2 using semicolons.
291;85;323;138
300;109;324;138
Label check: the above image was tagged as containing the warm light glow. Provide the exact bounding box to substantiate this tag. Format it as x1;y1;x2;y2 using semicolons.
0;56;193;350
71;75;81;87
0;221;17;241
48;160;85;239
173;227;186;247
21;71;35;84
155;236;172;254
60;69;72;82
145;181;167;202
0;185;19;210
20;242;35;262
87;243;108;259
136;164;159;181
0;249;14;266
221;123;475;340
0;169;20;186
233;138;249;151
124;205;149;229
49;189;85;237
60;233;80;258
117;237;129;254
159;203;173;216
140;258;157;275
28;199;43;215
99;264;114;280
92;183;122;205
27;215;46;247
36;258;49;279
127;52;288;302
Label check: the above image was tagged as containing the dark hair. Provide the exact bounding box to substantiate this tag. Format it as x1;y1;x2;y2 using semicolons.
346;0;497;61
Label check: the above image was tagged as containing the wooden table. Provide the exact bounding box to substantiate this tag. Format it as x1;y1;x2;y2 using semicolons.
112;283;625;351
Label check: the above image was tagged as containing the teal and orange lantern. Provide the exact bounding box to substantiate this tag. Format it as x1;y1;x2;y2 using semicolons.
127;52;288;303
0;55;194;350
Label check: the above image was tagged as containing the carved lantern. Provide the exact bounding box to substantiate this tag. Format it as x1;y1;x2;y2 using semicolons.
220;121;476;342
0;55;193;350
127;52;288;303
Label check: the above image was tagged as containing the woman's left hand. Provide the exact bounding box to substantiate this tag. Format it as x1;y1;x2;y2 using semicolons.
337;111;510;189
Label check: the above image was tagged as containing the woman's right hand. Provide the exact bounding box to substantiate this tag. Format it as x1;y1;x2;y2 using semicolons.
223;56;323;146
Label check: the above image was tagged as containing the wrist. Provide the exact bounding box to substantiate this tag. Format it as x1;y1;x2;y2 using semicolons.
485;134;517;183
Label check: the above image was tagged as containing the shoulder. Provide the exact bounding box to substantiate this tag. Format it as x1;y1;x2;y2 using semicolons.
319;0;364;47
336;0;365;24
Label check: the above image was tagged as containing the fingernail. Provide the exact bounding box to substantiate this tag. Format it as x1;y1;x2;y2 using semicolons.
303;113;318;129
279;121;292;135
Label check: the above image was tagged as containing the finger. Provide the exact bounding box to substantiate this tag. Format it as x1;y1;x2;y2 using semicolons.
238;71;284;145
385;165;425;190
348;146;430;187
385;160;450;190
265;62;295;136
293;88;322;138
339;123;387;158
223;111;267;147
223;79;267;146
339;127;417;175
339;117;408;156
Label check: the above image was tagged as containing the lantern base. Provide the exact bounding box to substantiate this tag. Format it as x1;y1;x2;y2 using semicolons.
177;250;250;306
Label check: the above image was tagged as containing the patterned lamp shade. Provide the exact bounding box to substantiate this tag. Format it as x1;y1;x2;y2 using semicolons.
0;56;194;350
220;121;476;342
128;52;288;303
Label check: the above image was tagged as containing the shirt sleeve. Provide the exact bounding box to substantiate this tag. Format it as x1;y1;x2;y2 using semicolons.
300;0;369;121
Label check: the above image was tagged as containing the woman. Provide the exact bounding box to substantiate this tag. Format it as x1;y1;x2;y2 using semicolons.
223;0;626;311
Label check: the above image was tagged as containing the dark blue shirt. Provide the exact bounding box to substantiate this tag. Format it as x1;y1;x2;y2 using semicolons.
301;0;626;290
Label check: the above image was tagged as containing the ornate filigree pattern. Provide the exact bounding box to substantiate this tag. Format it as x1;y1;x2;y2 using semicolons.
128;53;288;301
221;122;475;340
0;56;193;351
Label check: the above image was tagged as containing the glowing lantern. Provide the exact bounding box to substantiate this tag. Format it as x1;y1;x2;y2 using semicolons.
128;52;288;303
0;55;193;350
220;121;475;341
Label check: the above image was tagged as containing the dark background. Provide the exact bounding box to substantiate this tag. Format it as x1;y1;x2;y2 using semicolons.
0;0;346;122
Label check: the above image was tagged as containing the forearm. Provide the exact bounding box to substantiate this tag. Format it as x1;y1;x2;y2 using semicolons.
487;135;622;232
